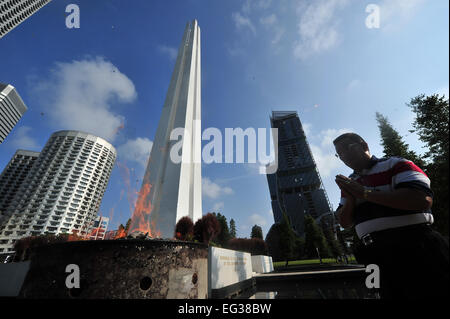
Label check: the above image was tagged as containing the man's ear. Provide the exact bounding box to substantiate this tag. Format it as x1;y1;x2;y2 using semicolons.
362;142;369;152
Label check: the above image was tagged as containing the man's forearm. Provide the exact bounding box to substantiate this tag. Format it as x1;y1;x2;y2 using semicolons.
338;199;355;228
365;188;432;211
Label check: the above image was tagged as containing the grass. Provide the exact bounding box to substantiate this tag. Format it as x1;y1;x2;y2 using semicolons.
273;256;357;268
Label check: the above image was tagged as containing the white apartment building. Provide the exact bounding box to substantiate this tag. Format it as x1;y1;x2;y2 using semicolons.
88;216;109;240
0;150;40;225
0;83;28;144
0;131;116;253
0;0;52;39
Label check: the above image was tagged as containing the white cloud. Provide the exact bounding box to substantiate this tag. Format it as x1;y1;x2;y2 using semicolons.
117;137;153;167
212;202;225;212
7;126;40;150
231;0;281;53
242;0;252;14
379;0;425;31
157;45;178;61
260;14;285;46
243;0;272;14
309;128;353;178
310;144;343;178
271;27;286;45
202;177;234;199
294;0;349;60
302;122;313;137
318;128;353;148
256;0;272;10
33;57;137;142
239;209;273;238
260;14;277;26
232;12;256;34
248;213;269;227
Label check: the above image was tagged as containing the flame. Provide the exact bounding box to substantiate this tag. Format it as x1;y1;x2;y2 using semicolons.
117;161;137;217
116;160;160;238
68;230;86;242
114;227;127;239
128;183;155;237
108;206;115;225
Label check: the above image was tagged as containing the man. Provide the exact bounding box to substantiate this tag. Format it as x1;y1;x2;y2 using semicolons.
334;132;449;299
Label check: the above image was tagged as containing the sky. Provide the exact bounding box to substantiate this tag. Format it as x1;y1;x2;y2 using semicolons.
0;0;448;239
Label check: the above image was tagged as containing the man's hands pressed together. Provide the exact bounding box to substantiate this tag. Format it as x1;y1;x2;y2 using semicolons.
335;174;365;200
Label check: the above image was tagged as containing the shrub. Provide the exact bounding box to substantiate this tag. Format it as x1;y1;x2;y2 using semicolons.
227;238;268;256
265;223;283;261
174;216;194;241
193;213;221;244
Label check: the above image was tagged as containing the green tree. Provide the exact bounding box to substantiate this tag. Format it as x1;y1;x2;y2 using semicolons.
250;225;263;239
375;112;426;168
294;236;305;260
321;222;344;260
213;213;231;247
304;215;331;259
265;223;283;262
279;212;296;267
407;94;449;236
229;219;237;239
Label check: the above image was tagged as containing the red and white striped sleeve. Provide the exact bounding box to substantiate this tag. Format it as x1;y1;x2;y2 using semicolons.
391;159;432;196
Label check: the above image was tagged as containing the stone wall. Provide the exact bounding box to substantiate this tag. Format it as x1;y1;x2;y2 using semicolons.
19;239;208;299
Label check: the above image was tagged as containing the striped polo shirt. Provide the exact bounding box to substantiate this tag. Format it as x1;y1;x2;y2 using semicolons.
337;156;434;238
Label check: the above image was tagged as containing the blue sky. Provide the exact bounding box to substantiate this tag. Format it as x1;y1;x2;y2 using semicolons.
0;0;448;238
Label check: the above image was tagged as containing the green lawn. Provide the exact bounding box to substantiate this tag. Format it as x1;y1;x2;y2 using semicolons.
273;256;357;268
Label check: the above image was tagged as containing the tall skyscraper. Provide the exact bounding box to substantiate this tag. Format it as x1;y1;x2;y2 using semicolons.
0;0;52;39
0;150;40;226
0;131;116;253
266;111;335;237
129;20;202;238
0;83;28;144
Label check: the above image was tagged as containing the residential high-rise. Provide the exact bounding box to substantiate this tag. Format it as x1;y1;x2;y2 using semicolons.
0;150;40;225
0;0;52;39
129;20;202;238
0;131;116;253
266;111;335;237
0;83;28;144
88;216;109;240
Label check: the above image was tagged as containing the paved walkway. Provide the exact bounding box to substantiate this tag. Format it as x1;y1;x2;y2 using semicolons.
254;267;365;278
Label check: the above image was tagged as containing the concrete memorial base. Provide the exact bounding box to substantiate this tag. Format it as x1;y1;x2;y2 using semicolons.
18;239;208;299
0;261;30;297
208;247;255;298
251;255;274;274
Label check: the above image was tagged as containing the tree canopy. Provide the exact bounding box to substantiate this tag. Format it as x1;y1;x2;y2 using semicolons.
375;112;425;168
250;224;263;239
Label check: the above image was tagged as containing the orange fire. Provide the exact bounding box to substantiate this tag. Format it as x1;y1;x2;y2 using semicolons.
128;183;154;237
68;230;86;242
117;161;137;217
115;159;161;238
114;227;127;239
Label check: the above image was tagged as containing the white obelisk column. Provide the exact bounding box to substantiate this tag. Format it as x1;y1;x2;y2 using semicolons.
130;20;202;238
